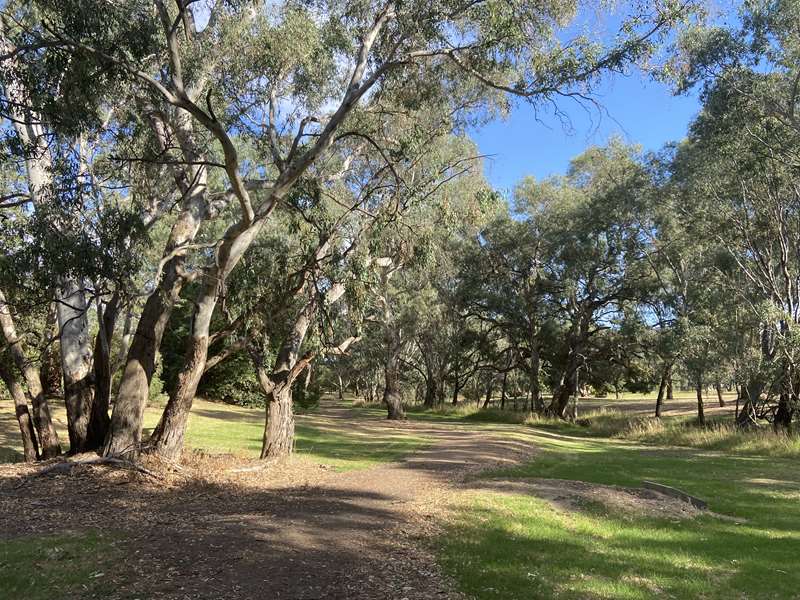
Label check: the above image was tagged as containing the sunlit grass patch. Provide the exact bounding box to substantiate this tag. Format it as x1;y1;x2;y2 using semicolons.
440;430;800;599
141;398;429;471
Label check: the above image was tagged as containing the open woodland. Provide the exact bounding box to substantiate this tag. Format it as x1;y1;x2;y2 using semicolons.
2;0;800;598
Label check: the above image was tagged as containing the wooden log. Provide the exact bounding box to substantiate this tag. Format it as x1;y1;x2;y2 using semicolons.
643;480;707;510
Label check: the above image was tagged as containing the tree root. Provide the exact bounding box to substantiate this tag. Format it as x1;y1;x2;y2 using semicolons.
31;454;163;480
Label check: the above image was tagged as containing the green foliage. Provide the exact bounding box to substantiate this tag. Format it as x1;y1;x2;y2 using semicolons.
198;352;264;408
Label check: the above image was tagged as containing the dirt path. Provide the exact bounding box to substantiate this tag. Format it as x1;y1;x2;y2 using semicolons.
0;402;539;599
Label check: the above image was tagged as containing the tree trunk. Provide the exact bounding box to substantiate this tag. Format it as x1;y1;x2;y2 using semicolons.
696;376;705;426
547;354;580;419
149;221;265;460
261;382;295;458
736;380;763;428
0;288;61;457
654;363;671;418
0;359;39;461
39;305;62;398
148;335;209;461
57;278;98;453
500;371;507;410
774;386;794;433
337;374;345;401
103;264;188;458
483;377;494;409
666;377;674;400
384;360;405;419
89;294;118;450
103;104;211;458
529;347;543;413
715;382;725;407
423;368;436;408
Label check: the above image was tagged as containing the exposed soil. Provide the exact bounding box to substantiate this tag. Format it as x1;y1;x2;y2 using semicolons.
0;403;539;600
468;478;718;520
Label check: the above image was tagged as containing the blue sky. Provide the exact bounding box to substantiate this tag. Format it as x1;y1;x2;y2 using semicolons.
470;71;702;194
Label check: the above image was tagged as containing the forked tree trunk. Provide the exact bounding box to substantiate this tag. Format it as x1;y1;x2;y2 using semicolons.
547;356;580;419
149;221;264;460
736;381;762;428
0;288;61;457
654;363;671;418
104;106;209;459
0;360;39;461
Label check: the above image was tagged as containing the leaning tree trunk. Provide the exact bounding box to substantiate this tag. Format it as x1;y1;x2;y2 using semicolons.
654;363;671;418
715;382;726;407
736;380;763;428
149;221;264;461
0;288;60;457
103;105;210;459
0;359;39;461
103;263;188;458
57;277;98;453
483;377;494;409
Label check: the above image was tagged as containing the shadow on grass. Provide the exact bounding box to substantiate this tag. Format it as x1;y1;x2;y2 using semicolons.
441;431;800;599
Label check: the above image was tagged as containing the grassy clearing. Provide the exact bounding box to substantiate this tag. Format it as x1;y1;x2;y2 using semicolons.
399;397;800;459
440;430;800;599
0;397;428;471
0;532;118;600
522;409;800;459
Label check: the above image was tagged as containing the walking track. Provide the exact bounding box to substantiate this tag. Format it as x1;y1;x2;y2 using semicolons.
0;401;540;599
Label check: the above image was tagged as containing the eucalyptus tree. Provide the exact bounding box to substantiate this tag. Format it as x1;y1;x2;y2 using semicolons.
2;0;699;457
514;143;653;417
458;183;563;413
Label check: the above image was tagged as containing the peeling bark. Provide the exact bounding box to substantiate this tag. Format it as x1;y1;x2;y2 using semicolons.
57;278;97;453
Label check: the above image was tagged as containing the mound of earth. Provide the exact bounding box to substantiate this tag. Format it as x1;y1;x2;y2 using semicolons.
469;477;737;521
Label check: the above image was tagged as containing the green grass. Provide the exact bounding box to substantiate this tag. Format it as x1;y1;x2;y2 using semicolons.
141;398;429;471
0;532;119;600
0;397;428;471
439;429;800;599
